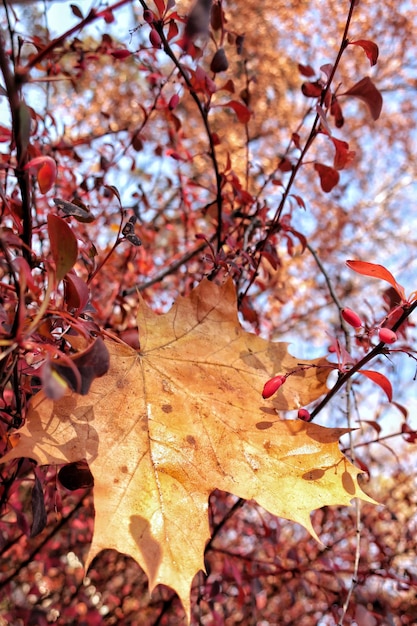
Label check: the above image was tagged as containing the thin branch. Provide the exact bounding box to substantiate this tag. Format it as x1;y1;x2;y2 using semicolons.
310;299;417;419
138;0;224;252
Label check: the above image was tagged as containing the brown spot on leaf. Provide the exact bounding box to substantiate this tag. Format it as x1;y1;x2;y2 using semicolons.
162;404;173;413
186;435;196;446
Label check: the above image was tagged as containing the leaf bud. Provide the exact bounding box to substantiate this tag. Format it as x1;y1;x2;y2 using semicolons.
262;375;286;399
341;307;363;329
149;28;162;48
297;408;312;422
378;327;397;344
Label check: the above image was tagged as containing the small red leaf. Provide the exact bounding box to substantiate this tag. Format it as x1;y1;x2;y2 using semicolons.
349;39;379;67
346;260;406;301
342;77;383;121
314;163;340;192
64;272;89;313
298;63;316;77
111;49;132;60
167;19;179;41
330;98;344;128
24;156;57;193
359;370;393;402
301;81;322;98
47;214;78;283
223;100;251;123
331;137;355;170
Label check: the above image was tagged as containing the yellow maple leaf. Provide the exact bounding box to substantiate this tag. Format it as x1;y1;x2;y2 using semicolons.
0;278;373;621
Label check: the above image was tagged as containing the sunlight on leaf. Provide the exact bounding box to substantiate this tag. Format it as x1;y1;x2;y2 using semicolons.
0;279;374;622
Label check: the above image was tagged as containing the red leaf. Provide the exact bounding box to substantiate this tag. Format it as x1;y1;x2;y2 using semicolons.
0;125;12;142
342;77;383;121
24;156;57;193
219;79;235;93
359;370;393;402
64;272;89;314
290;194;306;210
359;420;382;437
47;214;78;283
278;158;293;172
154;0;165;17
301;81;322;98
330;98;344;128
292;132;301;149
349;39;379;67
223;100;251;123
331;137;355;170
345;260;406;301
167;19;179;41
111;49;132;60
314;163;340;192
298;63;315;77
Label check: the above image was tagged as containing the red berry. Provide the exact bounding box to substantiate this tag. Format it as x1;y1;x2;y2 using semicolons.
297;408;312;422
341;307;363;329
149;28;162;48
378;327;397;344
262;375;286;399
143;9;154;23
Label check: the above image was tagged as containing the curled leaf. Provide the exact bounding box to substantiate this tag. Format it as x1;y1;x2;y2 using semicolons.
349;39;379;67
222;100;251;123
25;156;57;193
342;77;383;121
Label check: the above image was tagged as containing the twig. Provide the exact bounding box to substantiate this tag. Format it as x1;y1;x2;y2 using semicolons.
138;0;224;252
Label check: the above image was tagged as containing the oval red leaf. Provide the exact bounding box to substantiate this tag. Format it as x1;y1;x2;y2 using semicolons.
47;214;78;283
359;370;393;402
345;260;406;301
